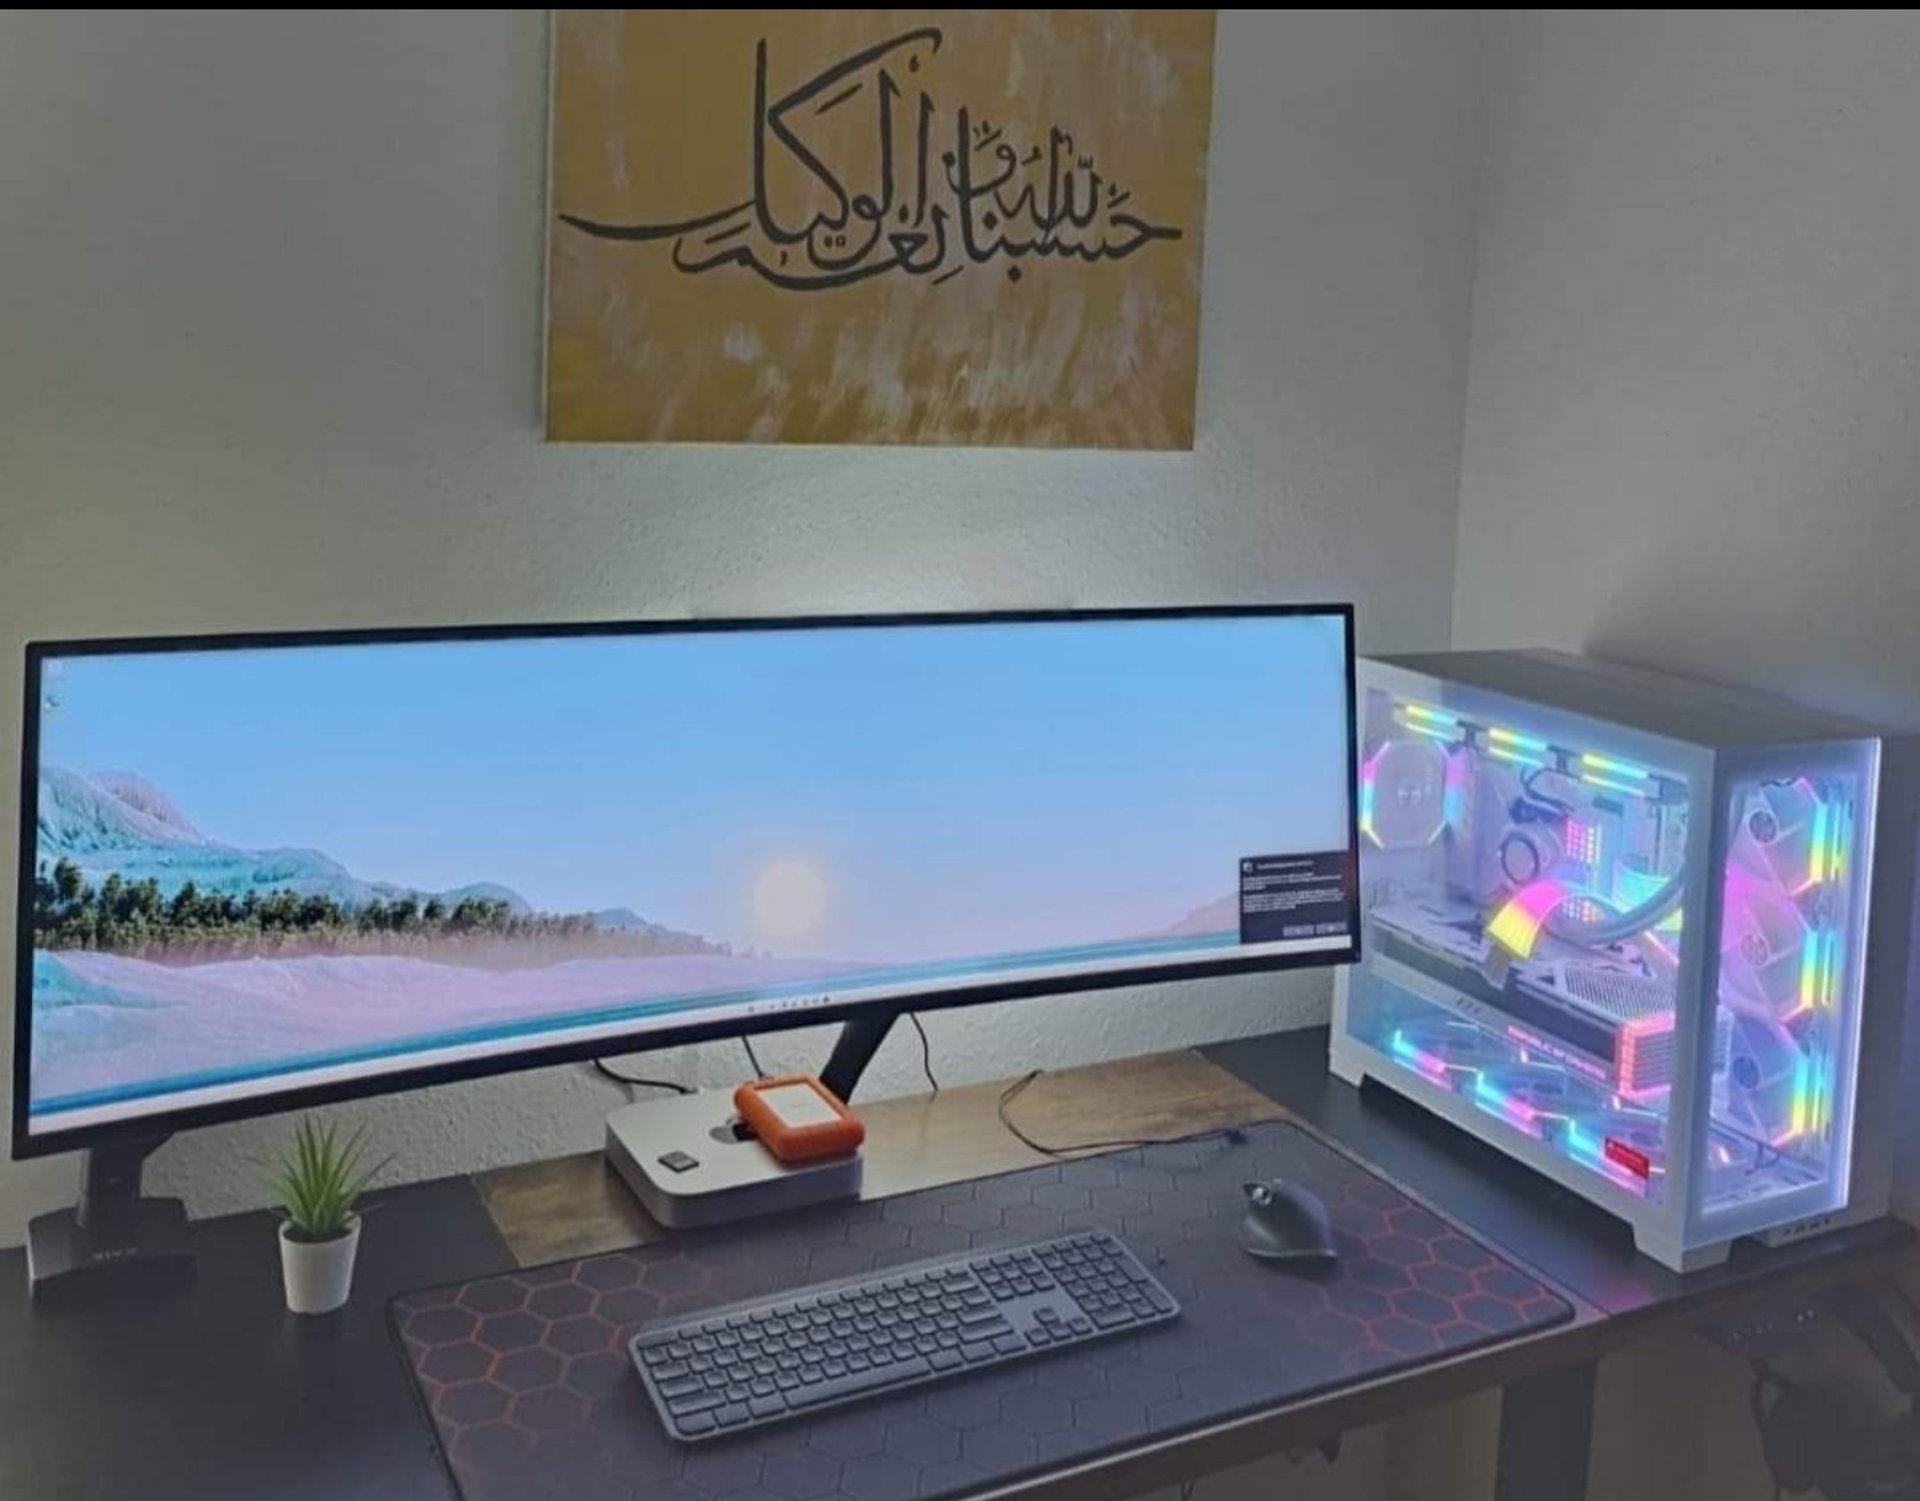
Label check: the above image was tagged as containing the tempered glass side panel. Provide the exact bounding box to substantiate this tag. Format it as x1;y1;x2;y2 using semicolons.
1701;763;1869;1219
1349;685;1696;1206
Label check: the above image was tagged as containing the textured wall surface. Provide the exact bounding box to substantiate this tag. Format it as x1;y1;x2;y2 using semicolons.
1456;12;1920;725
0;9;1483;1244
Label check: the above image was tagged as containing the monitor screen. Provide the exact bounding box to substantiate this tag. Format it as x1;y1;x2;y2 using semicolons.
15;608;1355;1152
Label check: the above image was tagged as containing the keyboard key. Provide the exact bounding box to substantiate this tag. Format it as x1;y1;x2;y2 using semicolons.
749;1395;785;1419
667;1392;721;1418
788;1358;930;1411
928;1349;963;1371
992;1334;1025;1355
657;1376;702;1400
715;1404;750;1429
677;1412;716;1436
960;1341;994;1363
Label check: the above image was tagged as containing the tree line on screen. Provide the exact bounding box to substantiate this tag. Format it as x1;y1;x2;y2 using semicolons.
30;859;726;964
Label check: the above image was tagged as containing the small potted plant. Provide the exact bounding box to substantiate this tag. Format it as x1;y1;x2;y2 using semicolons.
273;1118;387;1315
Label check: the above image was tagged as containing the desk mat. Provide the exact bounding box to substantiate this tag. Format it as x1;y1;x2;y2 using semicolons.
392;1121;1570;1501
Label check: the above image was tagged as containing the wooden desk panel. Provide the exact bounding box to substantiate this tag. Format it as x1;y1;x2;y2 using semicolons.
475;1049;1281;1267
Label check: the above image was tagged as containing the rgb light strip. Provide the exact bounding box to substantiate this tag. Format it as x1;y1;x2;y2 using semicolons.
1388;694;1676;802
1395;701;1461;743
1388;1029;1453;1083
1359;744;1386;847
1579;751;1654;797
1486;726;1551;769
1777;787;1849;1143
1471;1073;1542;1134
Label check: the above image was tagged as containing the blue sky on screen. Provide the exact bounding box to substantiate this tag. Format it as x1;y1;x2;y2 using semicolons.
39;617;1349;960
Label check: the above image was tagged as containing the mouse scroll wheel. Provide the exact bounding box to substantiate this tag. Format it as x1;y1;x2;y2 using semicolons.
1244;1183;1273;1206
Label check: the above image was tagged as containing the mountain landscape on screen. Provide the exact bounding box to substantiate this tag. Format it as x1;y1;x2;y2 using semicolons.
30;768;854;1106
38;767;535;916
28;768;1238;1112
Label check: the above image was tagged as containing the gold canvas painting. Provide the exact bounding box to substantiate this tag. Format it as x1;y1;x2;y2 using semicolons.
546;10;1216;447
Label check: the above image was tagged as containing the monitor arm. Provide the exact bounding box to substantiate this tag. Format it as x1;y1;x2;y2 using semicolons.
820;1008;899;1103
75;1133;171;1232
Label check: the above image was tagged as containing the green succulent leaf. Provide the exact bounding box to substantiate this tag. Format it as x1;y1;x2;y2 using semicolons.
271;1117;386;1238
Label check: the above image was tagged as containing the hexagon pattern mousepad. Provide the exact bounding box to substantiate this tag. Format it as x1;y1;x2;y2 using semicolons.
392;1122;1571;1501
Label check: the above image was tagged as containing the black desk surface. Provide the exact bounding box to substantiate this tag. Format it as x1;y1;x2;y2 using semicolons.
0;1177;510;1501
0;1027;1908;1501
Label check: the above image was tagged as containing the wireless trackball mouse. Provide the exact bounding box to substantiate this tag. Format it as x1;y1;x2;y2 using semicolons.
1237;1179;1339;1263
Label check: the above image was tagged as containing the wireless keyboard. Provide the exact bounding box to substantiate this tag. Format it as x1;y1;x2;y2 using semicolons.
630;1229;1180;1442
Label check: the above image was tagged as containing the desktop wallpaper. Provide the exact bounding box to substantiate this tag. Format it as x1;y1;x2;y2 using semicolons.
25;616;1350;1127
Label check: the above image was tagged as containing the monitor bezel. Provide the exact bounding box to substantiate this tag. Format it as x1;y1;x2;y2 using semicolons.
13;604;1359;1160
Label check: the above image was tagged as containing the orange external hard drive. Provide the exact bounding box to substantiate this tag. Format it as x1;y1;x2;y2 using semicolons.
734;1074;866;1163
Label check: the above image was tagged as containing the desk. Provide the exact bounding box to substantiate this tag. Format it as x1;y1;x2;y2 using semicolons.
0;1029;1908;1501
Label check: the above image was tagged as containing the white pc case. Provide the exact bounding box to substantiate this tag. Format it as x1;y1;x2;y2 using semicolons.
1331;650;1918;1271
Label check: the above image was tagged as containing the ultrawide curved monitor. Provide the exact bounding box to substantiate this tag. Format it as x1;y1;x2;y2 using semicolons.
14;607;1357;1155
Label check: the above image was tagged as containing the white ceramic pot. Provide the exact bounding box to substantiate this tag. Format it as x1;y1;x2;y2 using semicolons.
279;1215;361;1315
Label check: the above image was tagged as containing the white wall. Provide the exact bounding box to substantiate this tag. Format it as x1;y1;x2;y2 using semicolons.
1456;11;1920;725
0;9;1484;1242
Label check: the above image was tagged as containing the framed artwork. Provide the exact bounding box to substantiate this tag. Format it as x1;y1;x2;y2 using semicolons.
546;10;1216;447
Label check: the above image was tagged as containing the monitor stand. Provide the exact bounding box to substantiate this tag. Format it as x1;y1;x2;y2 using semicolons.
603;1009;898;1230
26;1135;195;1302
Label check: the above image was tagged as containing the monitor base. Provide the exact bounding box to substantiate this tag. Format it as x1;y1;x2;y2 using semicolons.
26;1198;195;1304
605;1089;862;1230
25;1134;196;1304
